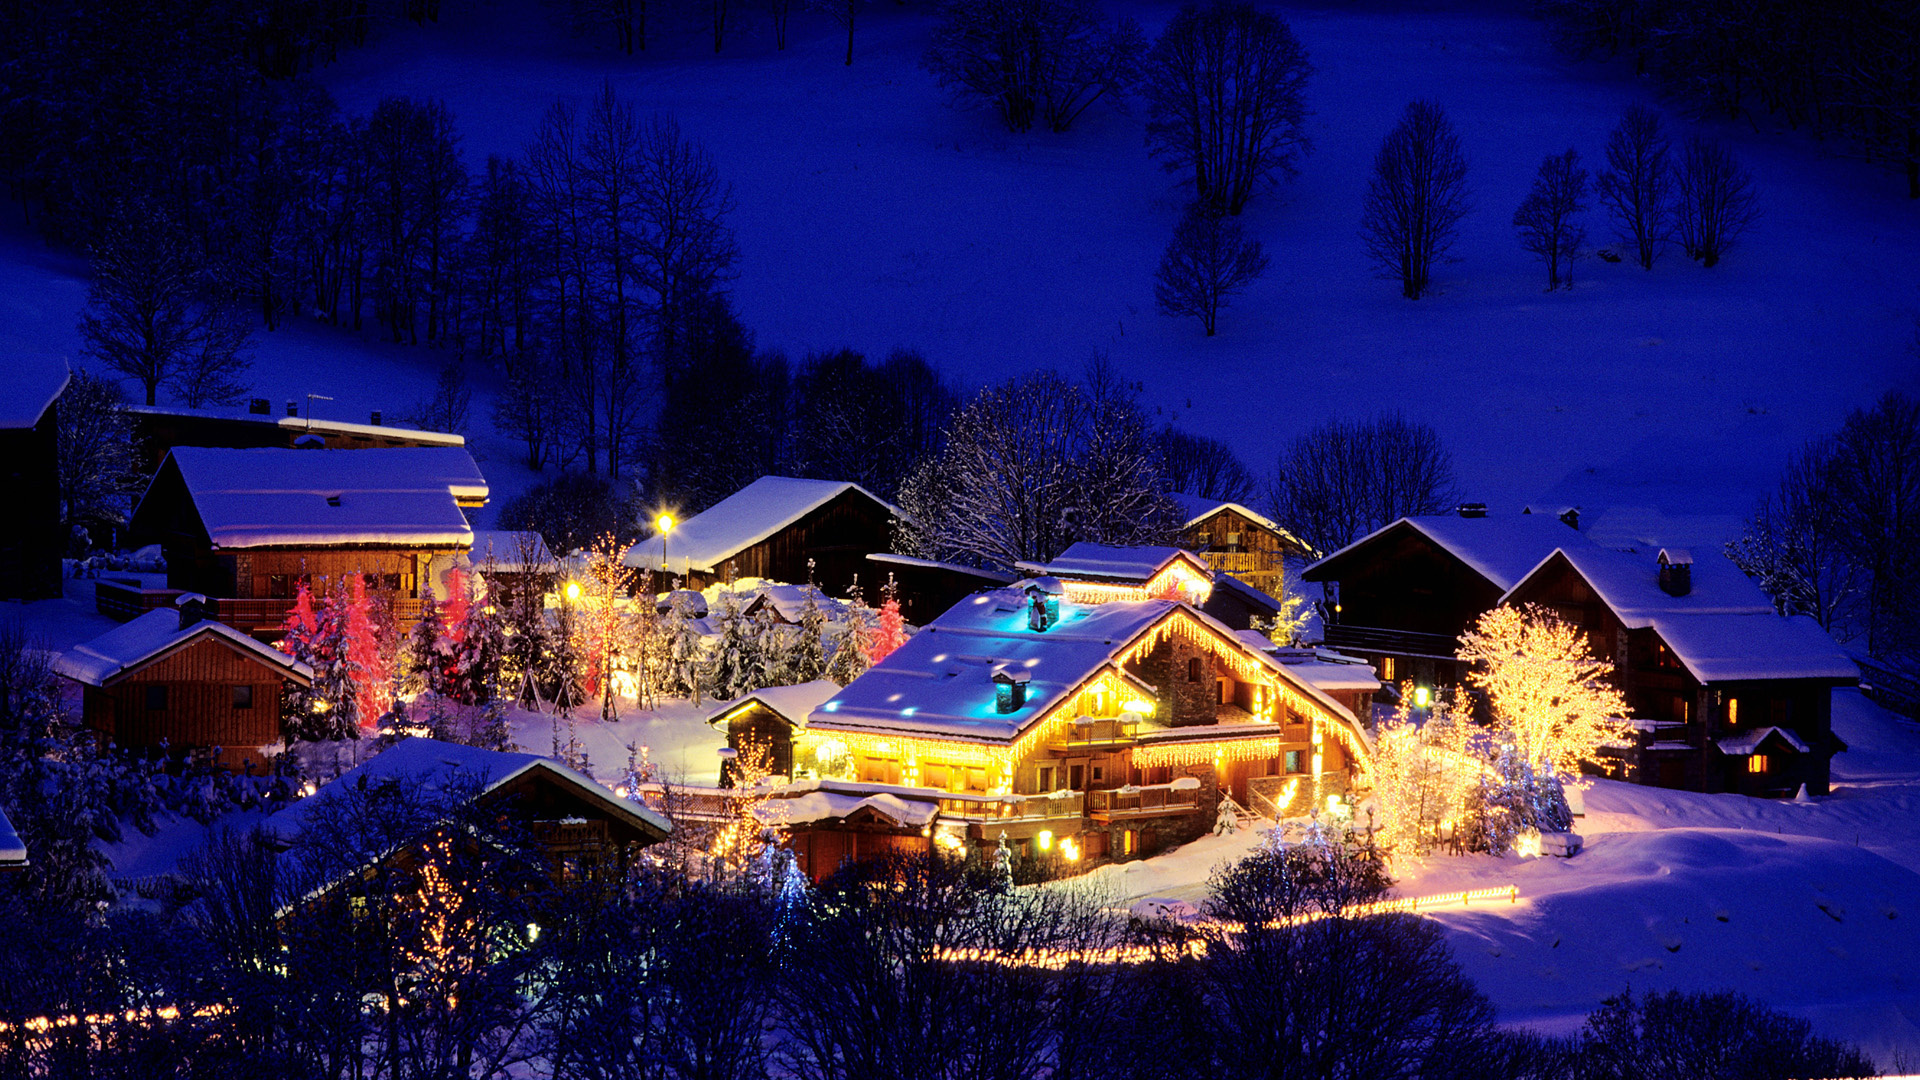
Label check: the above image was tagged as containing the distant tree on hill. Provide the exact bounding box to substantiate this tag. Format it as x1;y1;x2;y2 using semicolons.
787;347;957;500
1513;148;1589;290
1157;428;1257;505
54;369;142;551
1141;1;1312;214
1597;105;1673;270
1673;135;1758;267
922;0;1144;133
1267;412;1456;555
813;0;870;64
1360;100;1471;300
1153;203;1270;336
1577;990;1876;1080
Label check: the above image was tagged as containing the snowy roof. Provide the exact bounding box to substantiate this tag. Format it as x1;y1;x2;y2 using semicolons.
709;680;844;728
266;737;670;844
1233;628;1275;652
470;530;554;571
746;583;844;623
623;476;905;573
1304;514;1586;590
1504;546;1775;627
1016;543;1210;583
1276;660;1384;694
764;789;940;828
1715;726;1812;756
0;353;70;430
1171;495;1312;551
1649;613;1859;684
153;446;486;549
0;806;25;867
807;590;1358;744
1210;571;1282;614
52;609;314;688
128;403;465;446
866;551;1016;584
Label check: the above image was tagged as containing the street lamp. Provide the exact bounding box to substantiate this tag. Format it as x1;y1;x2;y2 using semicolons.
655;512;676;574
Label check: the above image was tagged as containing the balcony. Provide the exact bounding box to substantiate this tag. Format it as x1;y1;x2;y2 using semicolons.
937;790;1085;824
1321;624;1459;660
1048;717;1141;753
1086;781;1202;822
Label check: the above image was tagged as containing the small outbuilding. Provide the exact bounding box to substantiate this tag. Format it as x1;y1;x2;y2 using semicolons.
53;599;314;768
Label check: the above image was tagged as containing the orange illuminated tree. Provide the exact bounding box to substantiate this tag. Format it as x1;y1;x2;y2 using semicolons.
1457;604;1631;781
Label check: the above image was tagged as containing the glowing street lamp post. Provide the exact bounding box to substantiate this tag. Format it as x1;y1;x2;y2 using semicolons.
656;513;676;579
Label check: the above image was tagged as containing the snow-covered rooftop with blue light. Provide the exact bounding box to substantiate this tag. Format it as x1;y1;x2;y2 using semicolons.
155;446;487;549
623;475;904;574
1016;542;1208;583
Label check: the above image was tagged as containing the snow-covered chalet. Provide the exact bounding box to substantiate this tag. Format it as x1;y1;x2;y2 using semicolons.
126;446;489;636
743;568;1375;879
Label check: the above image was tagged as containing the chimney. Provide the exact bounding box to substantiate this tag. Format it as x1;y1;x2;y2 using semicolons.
1559;506;1580;530
287;400;299;417
1025;577;1064;632
249;398;270;415
992;663;1031;713
176;593;209;630
1657;549;1693;597
1455;502;1488;519
369;410;382;426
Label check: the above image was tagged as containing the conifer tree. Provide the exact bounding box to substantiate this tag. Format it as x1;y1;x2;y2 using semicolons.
825;579;873;685
344;573;385;735
408;586;449;702
664;582;707;704
748;600;789;692
866;574;908;665
707;578;758;701
788;570;829;683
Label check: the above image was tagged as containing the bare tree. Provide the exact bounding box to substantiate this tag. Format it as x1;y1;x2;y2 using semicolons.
1826;390;1920;662
1154;203;1270;336
1597;104;1672;270
1267;412;1456;555
409;356;473;434
922;0;1144;133
79;205;254;407
54;369;142;549
1157;427;1257;503
1512;148;1589;290
1673;134;1758;267
1727;441;1864;633
164;304;254;408
1360;100;1471;300
1142;1;1312;214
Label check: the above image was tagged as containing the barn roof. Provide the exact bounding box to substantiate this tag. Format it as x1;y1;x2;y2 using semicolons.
866;552;1016;584
623;476;905;574
0;353;70;429
1015;543;1210;584
265;736;671;844
1303;514;1586;590
129;403;465;446
709;679;844;728
1170;495;1313;553
145;446;486;549
52;608;314;688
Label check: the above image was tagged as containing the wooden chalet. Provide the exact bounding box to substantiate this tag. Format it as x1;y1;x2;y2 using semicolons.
1301;511;1585;692
265;737;672;897
125;446;488;637
624;476;903;598
707;680;843;786
723;578;1374;879
1501;546;1857;796
53;600;314;767
0;354;69;601
1017;542;1278;631
129;402;465;473
1173;495;1314;601
866;552;1015;626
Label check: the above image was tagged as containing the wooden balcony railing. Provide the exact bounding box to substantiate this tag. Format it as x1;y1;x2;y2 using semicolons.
1321;624;1460;660
1086;782;1201;821
936;791;1084;823
94;579;186;622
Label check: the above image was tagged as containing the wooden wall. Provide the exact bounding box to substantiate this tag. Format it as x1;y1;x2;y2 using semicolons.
85;636;287;752
0;406;65;600
687;488;895;598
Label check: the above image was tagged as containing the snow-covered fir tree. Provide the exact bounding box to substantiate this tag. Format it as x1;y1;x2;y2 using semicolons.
707;579;760;702
748;600;790;692
824;578;873;685
663;582;706;704
407;586;449;702
787;566;829;683
866;573;907;665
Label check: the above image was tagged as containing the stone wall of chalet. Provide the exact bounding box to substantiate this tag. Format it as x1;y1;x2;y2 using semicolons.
1132;637;1219;726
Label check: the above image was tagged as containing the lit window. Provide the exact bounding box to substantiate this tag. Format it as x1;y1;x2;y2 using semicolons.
1285;750;1302;774
1727;697;1738;726
1123;829;1136;856
1747;755;1768;774
1381;656;1396;681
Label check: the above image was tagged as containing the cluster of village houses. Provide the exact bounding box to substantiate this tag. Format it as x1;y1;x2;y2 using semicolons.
0;361;1859;882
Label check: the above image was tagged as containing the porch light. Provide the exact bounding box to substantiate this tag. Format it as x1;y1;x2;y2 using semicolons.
564;581;581;601
1414;686;1431;708
1037;830;1054;851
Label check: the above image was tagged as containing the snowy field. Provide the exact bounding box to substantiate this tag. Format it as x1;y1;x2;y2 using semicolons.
4;0;1915;526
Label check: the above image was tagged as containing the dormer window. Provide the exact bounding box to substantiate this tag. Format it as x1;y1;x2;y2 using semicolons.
992;663;1031;713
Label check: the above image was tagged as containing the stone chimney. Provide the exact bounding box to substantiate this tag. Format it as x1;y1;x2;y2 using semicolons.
992;663;1031;713
176;593;209;630
1657;549;1693;597
1455;502;1488;518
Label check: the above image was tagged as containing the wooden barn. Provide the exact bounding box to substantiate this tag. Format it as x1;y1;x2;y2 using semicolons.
130;401;465;473
1173;495;1315;601
707;680;843;786
53;600;314;767
1500;545;1857;796
623;476;904;598
865;552;1014;626
1301;511;1584;693
126;446;488;636
0;355;69;601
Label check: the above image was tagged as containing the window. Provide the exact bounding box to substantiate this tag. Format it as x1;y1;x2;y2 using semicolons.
145;685;168;711
1727;697;1739;726
1285;750;1302;774
231;685;254;709
1091;766;1104;783
1123;829;1137;856
1747;755;1768;774
1187;657;1202;683
268;574;290;599
1381;656;1396;681
1039;766;1055;791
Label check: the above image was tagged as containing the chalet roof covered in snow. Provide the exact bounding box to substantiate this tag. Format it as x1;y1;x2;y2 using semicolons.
710;680;844;728
763;789;940;828
128;403;465;446
1015;543;1210;583
52;608;314;687
471;530;554;571
1305;513;1587;590
149;446;487;549
807;589;1358;745
1650;613;1859;684
0;806;25;868
265;736;671;844
866;551;1016;584
1170;495;1312;551
1508;545;1774;625
0;353;69;429
623;476;905;573
745;583;843;623
1715;725;1813;756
